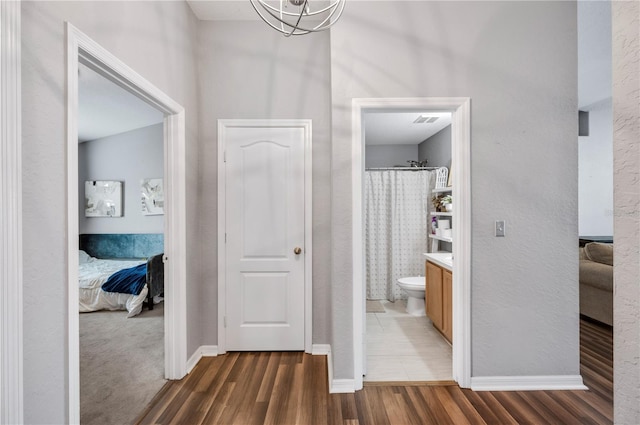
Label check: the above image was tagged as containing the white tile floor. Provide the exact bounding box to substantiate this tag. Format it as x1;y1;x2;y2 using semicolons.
364;300;452;382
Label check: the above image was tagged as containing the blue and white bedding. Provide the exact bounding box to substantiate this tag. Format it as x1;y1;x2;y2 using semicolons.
78;250;148;318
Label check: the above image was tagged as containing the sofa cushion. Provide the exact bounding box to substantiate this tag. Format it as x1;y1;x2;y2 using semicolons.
579;260;613;292
584;242;613;266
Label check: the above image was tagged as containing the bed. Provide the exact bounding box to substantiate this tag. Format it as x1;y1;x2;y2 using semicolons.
78;233;165;318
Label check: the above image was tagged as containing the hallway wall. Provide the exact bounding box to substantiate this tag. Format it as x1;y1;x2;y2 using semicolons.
329;0;579;379
21;2;199;423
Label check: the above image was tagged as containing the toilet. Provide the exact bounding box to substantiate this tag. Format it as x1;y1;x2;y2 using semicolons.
397;276;426;316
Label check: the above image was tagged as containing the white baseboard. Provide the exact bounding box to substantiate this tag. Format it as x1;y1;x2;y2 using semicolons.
319;344;355;393
330;378;357;393
311;344;331;355
186;345;218;374
471;375;588;391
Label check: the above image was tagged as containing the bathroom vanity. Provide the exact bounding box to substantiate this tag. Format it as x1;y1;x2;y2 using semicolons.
423;253;453;344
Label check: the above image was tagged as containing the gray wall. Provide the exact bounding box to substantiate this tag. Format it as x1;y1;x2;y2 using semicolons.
21;3;200;423
197;21;332;346
330;1;579;379
79;124;164;234
418;125;452;169
613;1;640;423
578;99;613;236
365;144;418;168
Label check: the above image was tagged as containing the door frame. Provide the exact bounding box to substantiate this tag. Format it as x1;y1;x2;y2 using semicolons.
217;119;313;354
1;2;23;424
66;23;188;424
352;97;471;390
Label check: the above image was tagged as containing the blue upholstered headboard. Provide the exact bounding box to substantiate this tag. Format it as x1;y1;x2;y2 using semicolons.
79;234;164;259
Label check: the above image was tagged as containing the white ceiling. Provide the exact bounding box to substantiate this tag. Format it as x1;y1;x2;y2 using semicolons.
78;63;163;142
187;0;259;21
365;112;452;146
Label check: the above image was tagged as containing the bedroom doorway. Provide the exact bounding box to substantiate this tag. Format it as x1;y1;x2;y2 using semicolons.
66;23;188;424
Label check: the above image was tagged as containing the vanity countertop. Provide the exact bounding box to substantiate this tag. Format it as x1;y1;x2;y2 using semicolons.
423;252;453;271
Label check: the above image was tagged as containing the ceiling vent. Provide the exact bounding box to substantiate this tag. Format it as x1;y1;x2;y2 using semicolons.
413;115;439;124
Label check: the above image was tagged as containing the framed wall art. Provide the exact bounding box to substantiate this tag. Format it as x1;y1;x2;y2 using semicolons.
85;180;123;217
141;178;164;215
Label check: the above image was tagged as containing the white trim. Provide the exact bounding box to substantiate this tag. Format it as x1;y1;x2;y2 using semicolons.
1;2;23;424
471;375;588;392
311;344;331;355
66;23;188;424
326;347;355;393
186;346;219;374
217;119;313;354
331;379;356;393
352;97;472;391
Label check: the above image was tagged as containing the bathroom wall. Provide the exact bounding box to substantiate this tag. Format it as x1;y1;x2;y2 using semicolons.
418;125;452;169
365;144;418;168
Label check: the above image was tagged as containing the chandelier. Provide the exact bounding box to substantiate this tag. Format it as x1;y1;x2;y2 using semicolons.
250;0;346;36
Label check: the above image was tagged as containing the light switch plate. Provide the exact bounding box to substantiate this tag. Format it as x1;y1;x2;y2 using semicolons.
495;220;506;237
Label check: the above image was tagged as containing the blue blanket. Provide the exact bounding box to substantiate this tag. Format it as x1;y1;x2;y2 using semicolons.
102;263;147;295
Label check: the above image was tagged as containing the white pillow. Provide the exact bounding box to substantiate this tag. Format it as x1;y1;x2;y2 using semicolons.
79;250;92;264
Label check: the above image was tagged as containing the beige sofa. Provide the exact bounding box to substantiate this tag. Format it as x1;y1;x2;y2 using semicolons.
579;242;613;326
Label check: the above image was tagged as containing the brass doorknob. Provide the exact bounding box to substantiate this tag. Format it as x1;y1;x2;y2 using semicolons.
294;247;302;255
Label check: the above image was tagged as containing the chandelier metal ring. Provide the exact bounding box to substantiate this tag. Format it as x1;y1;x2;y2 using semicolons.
249;0;346;36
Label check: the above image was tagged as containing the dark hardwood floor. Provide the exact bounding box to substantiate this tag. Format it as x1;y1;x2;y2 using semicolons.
135;318;612;424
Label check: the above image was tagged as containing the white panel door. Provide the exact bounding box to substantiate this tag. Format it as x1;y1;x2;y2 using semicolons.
225;125;305;351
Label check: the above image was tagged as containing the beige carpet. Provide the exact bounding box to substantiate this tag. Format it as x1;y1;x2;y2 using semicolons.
80;303;165;425
366;300;386;313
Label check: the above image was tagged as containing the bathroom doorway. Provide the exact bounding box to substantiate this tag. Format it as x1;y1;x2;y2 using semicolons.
352;97;472;391
363;110;453;382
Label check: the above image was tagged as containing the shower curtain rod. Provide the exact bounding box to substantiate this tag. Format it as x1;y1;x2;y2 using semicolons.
365;167;442;171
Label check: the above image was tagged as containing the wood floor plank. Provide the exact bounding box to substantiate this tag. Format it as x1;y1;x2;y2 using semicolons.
263;363;295;425
460;389;518;425
201;381;236;425
339;393;359;422
444;386;487;425
529;390;593;425
326;393;345;425
256;351;281;403
363;387;391;425
378;387;414;425
229;352;271;425
170;354;239;425
418;386;457;424
310;355;329;425
490;391;557;425
397;386;440;425
136;318;613;425
352;386;377;425
432;386;473;425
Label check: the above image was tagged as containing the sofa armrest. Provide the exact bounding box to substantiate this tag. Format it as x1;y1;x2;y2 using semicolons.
579;259;613;292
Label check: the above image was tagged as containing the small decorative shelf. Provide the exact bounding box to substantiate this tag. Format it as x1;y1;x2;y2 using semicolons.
430;212;453;217
432;186;453;194
428;234;453;243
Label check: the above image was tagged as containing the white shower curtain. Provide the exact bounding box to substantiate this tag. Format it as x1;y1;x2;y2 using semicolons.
365;170;435;301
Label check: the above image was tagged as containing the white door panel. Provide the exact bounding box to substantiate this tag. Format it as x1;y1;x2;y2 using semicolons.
225;125;305;351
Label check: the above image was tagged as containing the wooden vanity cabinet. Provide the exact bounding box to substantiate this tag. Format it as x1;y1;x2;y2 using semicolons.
425;261;443;330
442;269;453;343
425;260;452;344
